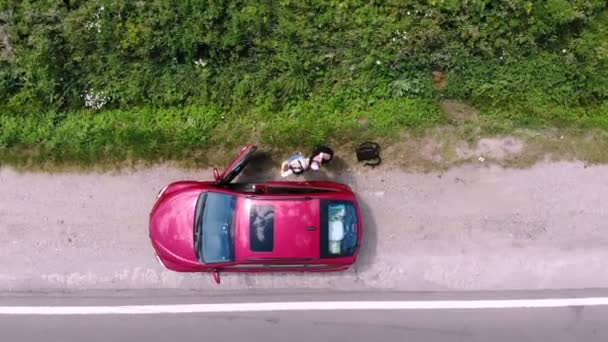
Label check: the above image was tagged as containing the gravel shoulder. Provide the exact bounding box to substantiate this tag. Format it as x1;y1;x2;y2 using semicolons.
1;159;607;292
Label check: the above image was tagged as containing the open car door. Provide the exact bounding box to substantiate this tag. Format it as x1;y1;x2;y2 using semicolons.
213;144;257;185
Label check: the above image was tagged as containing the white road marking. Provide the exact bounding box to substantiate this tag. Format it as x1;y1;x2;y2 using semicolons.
2;297;608;315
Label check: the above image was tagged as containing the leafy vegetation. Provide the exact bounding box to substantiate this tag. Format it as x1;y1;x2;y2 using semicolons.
0;0;606;166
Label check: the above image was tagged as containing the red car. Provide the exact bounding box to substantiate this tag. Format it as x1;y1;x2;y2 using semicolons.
149;144;363;284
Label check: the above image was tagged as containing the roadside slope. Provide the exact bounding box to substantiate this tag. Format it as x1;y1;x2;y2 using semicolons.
1;161;607;292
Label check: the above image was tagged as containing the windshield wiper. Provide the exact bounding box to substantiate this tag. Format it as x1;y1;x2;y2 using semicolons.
193;192;207;260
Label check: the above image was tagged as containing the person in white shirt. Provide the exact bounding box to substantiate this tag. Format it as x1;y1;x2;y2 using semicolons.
280;152;309;177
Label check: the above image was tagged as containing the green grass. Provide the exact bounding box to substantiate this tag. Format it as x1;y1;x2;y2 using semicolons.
0;106;224;167
1;2;607;170
1;94;607;170
0;97;442;168
2;2;607;170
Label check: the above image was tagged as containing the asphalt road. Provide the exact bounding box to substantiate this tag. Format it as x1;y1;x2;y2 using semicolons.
1;160;608;292
1;290;607;342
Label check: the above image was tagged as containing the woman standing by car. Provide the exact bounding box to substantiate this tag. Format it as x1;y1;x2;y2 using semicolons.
280;152;309;177
309;145;334;171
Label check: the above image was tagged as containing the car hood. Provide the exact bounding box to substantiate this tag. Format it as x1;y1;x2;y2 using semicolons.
149;188;201;267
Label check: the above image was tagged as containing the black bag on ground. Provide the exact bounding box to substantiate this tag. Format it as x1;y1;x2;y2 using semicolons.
355;141;381;167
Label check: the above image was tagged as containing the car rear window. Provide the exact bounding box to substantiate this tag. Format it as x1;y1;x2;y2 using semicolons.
250;204;275;252
320;200;358;258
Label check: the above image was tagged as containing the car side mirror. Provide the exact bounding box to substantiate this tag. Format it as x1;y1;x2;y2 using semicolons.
212;269;221;284
213;168;220;182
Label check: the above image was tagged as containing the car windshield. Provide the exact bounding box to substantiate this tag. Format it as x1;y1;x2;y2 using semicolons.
194;191;237;264
320;200;359;258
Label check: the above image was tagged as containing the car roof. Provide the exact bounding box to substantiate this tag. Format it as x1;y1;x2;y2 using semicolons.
233;196;321;262
231;188;359;257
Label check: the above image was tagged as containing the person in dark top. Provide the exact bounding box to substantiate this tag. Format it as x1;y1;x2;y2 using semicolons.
309;145;334;171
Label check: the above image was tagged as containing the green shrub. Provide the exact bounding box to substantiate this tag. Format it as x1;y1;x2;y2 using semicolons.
0;1;607;165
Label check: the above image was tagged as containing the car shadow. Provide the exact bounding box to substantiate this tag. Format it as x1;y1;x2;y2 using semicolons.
306;166;378;275
325;155;350;173
302;156;351;181
236;151;278;183
214;150;378;286
352;197;377;275
234;149;378;274
237;151;354;183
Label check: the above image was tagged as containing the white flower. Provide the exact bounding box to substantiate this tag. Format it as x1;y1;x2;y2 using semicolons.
82;89;110;110
562;49;567;53
85;6;104;33
85;21;101;31
375;60;382;65
407;11;411;15
194;58;208;68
